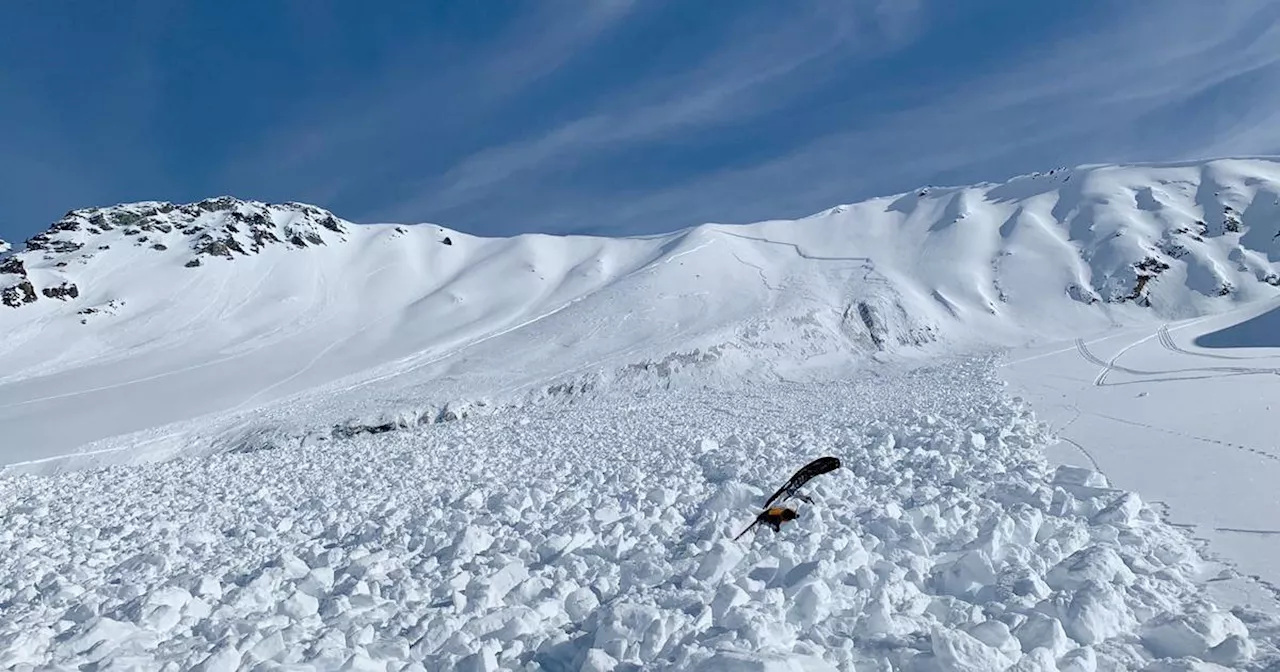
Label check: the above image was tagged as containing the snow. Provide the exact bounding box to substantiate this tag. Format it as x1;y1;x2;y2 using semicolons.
2;157;1280;668
4;158;1280;471
3;360;1273;670
1000;299;1280;616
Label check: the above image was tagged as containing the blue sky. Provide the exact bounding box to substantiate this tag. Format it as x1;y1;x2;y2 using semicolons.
4;1;1280;243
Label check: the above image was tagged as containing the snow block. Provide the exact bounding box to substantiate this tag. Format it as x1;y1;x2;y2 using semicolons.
1140;608;1250;660
1046;547;1135;591
1091;492;1142;527
693;650;839;672
580;648;620;672
1052;466;1108;487
1012;612;1070;656
694;540;745;584
930;625;1020;671
1056;582;1137;645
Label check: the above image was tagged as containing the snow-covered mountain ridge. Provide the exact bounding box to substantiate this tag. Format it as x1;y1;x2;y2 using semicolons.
5;159;1280;315
3;158;1280;468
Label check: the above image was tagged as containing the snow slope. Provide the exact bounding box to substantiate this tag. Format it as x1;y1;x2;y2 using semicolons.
3;360;1274;670
4;158;1280;469
1000;297;1280;623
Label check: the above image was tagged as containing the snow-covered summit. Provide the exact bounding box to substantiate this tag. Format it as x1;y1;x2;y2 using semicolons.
2;197;353;310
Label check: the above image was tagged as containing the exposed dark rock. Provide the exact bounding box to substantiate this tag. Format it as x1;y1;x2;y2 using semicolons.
198;196;239;212
1156;239;1188;259
856;302;887;349
319;215;344;233
46;239;83;253
1;280;37;308
1218;209;1239;235
112;211;144;227
185;258;202;268
289;232;325;248
151;243;168;251
41;282;79;301
0;257;26;276
1123;256;1171;303
442;236;453;246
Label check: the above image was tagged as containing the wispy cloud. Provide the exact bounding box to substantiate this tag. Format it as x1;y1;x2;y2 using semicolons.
6;1;1280;244
221;1;639;202
439;0;1280;236
523;0;1280;234
363;0;931;224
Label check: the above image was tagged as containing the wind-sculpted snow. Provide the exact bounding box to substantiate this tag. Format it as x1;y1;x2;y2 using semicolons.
1;358;1269;670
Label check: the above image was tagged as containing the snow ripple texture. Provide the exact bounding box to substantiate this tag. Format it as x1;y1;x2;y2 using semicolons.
0;358;1267;671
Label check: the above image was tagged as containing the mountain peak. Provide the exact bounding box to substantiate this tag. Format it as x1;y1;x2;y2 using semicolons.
1;197;352;309
28;196;348;259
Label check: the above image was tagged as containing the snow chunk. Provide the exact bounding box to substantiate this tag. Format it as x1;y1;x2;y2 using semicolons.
694;540;745;584
1141;607;1251;661
1013;612;1070;656
1046;547;1136;591
457;647;498;672
930;625;1020;671
450;526;496;562
693;650;839;672
1054;582;1138;645
580;648;620;672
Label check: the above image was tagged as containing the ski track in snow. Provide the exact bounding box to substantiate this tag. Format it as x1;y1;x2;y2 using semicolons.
1157;324;1280;362
1;359;1273;671
1072;321;1280;388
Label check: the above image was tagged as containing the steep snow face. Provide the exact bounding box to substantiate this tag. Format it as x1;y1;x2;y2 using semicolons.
2;361;1272;670
3;159;1280;467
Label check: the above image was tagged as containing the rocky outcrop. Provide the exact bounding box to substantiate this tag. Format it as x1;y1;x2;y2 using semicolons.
1;279;36;308
1124;257;1172;306
41;282;79;301
0;256;24;276
3;197;353;309
1;252;37;308
26;197;348;263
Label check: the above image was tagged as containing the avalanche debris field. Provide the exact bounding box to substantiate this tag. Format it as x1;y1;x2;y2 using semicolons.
3;358;1274;671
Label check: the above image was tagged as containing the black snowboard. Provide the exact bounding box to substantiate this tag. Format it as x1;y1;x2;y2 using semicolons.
762;456;841;509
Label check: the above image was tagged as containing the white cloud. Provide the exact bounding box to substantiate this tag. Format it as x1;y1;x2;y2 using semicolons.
545;1;1280;233
371;0;931;222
